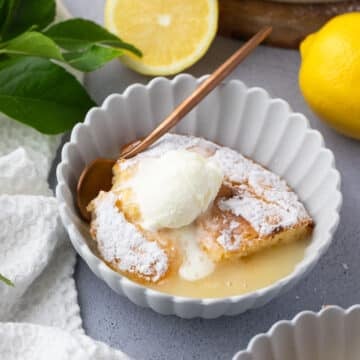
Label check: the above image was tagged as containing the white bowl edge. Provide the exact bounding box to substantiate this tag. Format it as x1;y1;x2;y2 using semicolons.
233;305;360;360
56;74;342;318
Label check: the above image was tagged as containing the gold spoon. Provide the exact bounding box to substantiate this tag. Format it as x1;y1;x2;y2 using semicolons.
77;26;272;222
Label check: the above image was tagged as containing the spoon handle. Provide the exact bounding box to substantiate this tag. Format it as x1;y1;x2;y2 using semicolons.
121;26;272;159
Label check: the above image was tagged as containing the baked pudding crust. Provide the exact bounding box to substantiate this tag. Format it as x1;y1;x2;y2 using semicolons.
88;134;314;284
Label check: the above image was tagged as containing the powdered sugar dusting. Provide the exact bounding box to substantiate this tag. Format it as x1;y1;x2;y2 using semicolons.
247;171;309;219
120;134;310;241
91;191;168;282
218;187;308;237
105;134;311;258
119;134;217;170
212;147;258;183
216;221;242;251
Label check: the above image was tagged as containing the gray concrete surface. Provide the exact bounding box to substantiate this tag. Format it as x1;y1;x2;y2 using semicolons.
61;1;360;359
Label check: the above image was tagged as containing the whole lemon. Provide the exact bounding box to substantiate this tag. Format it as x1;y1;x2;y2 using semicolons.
299;12;360;139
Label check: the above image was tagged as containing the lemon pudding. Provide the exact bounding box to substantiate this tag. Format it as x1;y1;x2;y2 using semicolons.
88;134;314;298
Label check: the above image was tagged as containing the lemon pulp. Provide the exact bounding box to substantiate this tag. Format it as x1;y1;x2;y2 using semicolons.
105;0;218;75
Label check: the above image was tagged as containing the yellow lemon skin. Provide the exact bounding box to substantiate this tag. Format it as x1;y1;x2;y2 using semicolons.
299;13;360;139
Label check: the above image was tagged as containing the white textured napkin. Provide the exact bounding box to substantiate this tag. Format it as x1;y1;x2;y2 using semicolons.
0;116;127;358
0;116;78;328
0;1;129;356
0;323;127;359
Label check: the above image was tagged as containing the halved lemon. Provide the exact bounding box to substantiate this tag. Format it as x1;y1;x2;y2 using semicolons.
105;0;218;75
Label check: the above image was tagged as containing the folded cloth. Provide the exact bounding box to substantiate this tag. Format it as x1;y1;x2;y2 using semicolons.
0;195;63;321
0;148;52;196
0;323;128;360
0;116;61;179
0;114;127;358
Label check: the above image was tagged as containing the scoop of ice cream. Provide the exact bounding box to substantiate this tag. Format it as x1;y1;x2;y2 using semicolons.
131;149;223;230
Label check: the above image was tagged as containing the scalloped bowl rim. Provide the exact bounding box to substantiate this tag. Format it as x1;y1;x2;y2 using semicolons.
233;305;360;358
56;74;342;313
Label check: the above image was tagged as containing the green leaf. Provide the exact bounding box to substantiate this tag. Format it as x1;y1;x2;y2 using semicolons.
2;0;55;40
0;56;96;134
1;0;18;39
0;0;7;26
0;273;14;286
45;18;141;56
63;44;124;72
0;31;63;60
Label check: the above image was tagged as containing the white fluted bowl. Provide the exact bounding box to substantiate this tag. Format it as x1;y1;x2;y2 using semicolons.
56;75;341;318
234;305;360;359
